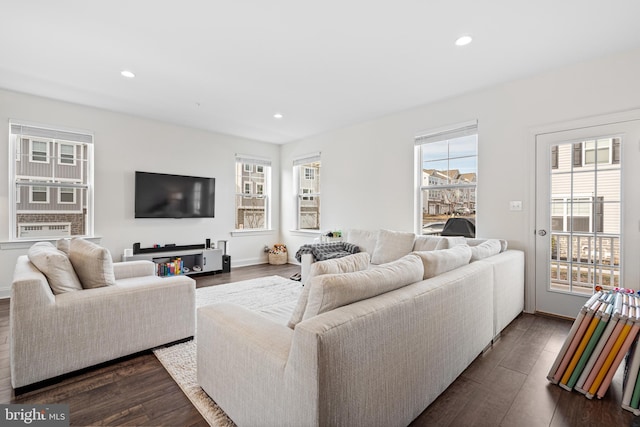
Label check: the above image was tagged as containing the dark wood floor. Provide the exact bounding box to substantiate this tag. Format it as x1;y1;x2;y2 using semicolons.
0;264;637;426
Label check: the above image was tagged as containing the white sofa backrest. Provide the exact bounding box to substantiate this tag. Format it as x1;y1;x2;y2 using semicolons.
344;229;378;256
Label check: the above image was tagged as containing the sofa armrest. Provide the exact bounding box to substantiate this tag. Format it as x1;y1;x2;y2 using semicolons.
113;260;156;280
197;303;292;368
11;256;55;308
476;249;525;337
197;303;297;425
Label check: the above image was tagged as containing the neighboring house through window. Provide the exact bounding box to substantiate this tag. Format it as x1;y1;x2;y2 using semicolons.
294;153;321;230
415;121;478;235
9;122;94;239
235;154;271;230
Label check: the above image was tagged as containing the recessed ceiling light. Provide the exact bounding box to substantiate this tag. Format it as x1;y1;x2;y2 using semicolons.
455;35;473;46
273;113;283;119
121;70;136;78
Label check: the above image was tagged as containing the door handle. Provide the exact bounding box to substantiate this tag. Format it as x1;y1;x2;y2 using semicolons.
538;229;547;236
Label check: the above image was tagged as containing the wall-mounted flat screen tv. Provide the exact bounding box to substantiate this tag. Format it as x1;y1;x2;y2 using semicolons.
135;171;215;218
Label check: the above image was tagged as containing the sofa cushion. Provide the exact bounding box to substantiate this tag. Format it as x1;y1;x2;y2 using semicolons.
469;239;502;261
27;241;83;294
346;229;379;257
413;245;472;279
287;252;371;328
370;229;415;265
441;236;467;249
413;235;447;251
467;238;508;253
56;238;70;254
68;238;116;289
301;253;424;321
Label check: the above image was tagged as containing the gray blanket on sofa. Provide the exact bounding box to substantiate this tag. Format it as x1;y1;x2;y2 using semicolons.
295;242;360;262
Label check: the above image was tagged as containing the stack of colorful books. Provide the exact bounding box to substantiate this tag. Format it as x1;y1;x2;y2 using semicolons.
547;289;640;405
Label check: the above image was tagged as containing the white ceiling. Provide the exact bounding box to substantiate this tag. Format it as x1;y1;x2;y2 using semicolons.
2;1;640;144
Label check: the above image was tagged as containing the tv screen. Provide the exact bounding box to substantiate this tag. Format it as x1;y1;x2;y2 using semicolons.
135;171;215;218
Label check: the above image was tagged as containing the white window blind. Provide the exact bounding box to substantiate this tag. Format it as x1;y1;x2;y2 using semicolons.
415;121;478;145
235;154;272;167
293;152;321;166
11;123;93;144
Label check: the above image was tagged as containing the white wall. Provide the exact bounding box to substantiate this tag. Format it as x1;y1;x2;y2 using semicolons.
280;47;640;312
0;89;281;297
3;47;640;305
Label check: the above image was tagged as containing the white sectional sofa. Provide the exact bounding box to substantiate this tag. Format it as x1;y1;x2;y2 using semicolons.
301;229;525;339
197;229;525;426
10;239;196;389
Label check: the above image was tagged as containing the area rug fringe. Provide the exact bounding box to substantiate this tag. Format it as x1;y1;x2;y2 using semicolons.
153;275;302;426
154;341;234;426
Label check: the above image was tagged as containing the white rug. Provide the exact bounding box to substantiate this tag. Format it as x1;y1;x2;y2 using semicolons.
153;275;303;426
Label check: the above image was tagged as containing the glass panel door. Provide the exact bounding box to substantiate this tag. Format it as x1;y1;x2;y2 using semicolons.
535;120;640;318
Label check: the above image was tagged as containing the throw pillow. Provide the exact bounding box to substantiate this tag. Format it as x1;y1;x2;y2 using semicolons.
370;229;415;265
440;236;467;249
412;235;447;251
413;245;472;279
27;241;83;294
68;238;116;289
287;252;371;329
345;229;378;257
56;238;70;254
469;239;502;261
301;253;424;321
467;238;508;253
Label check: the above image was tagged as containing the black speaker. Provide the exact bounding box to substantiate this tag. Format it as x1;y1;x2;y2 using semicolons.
133;242;141;254
222;255;231;273
206;238;211;248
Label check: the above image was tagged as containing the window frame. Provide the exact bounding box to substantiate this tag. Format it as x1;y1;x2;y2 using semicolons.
304;167;315;180
30;186;49;203
30;139;50;163
9;121;94;241
293;153;321;231
415;121;478;235
58;187;76;204
243;181;252;195
234;155;272;231
583;139;612;165
58;142;76;165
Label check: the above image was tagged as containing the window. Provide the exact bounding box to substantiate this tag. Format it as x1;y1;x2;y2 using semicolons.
302;188;314;200
551;138;620;169
30;186;49;203
294;153;321;230
415;121;478;235
235;154;271;230
30;139;49;163
10;122;94;240
59;188;76;204
59;143;76;165
304;167;315;180
551;196;603;233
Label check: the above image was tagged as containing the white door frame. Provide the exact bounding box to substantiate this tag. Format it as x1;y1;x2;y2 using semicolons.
526;109;640;315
